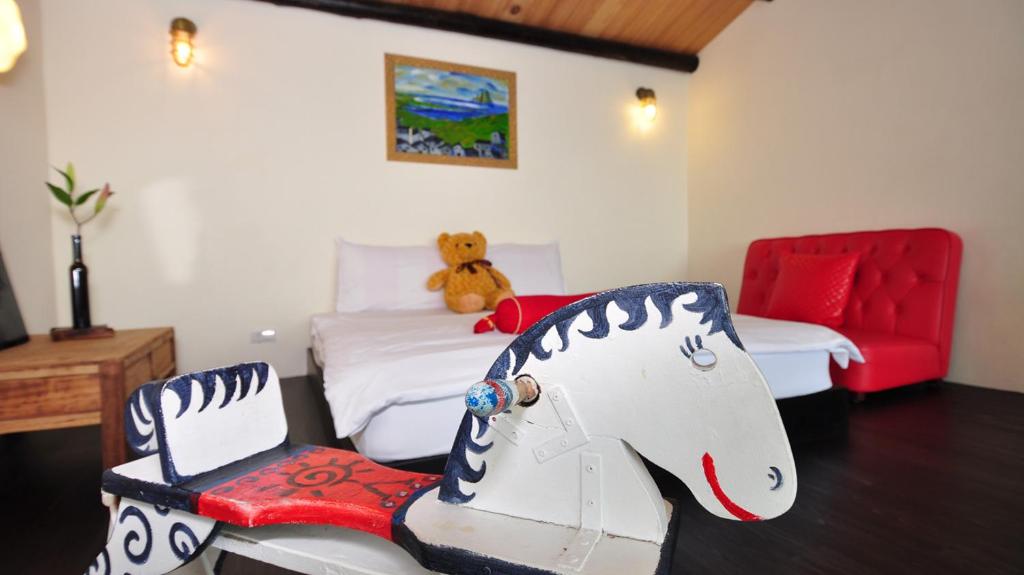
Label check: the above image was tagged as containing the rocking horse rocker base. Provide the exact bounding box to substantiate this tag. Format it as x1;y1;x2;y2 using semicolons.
85;284;796;575
394;490;682;575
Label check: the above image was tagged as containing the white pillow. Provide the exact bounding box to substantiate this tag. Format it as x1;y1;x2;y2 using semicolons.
335;239;444;312
487;243;567;296
335;239;566;312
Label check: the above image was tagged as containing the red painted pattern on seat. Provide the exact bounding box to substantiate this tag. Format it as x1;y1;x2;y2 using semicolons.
197;446;440;540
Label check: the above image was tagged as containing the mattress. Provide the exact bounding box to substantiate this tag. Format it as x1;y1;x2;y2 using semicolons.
311;310;862;462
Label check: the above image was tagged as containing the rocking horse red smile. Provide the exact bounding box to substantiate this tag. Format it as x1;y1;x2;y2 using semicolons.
701;452;763;522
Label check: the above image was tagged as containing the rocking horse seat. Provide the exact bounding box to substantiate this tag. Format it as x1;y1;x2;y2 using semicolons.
102;444;440;541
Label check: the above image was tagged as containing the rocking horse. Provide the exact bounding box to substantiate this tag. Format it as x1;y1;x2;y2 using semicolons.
84;283;796;575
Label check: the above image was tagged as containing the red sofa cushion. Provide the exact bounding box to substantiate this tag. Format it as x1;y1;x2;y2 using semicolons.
738;228;962;393
830;328;943;393
765;253;859;327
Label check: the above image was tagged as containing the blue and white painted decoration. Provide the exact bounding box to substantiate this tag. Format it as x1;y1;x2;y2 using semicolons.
86;497;217;575
80;284;795;575
464;376;538;419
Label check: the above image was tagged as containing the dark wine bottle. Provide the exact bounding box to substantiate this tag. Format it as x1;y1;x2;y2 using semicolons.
70;234;91;329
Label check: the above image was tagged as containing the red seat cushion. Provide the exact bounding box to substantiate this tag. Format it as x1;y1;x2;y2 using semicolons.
831;328;943;393
196;446;441;540
765;253;859;327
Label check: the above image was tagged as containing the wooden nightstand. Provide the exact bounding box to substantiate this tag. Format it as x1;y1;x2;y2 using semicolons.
0;327;175;468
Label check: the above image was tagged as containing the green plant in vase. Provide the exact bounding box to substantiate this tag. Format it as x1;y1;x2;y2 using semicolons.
46;162;115;335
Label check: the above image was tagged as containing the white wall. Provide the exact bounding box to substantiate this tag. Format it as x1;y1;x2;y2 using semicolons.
0;0;55;333
688;0;1024;391
38;0;689;376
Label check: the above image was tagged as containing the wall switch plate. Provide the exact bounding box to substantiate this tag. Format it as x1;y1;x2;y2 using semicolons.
251;329;277;343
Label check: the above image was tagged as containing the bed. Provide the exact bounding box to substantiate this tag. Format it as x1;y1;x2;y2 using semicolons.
312;240;863;463
311;310;860;462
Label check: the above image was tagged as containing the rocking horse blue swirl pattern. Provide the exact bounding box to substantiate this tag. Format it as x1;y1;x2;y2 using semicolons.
85;502;217;575
168;522;202;560
119;505;153;564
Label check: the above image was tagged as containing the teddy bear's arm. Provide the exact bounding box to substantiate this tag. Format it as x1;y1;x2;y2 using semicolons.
489;268;512;289
427;269;450;291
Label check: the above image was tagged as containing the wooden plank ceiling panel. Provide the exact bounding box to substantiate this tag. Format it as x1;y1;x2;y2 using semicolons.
380;0;754;54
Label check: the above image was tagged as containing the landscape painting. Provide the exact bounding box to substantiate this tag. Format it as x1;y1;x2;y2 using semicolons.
386;54;517;169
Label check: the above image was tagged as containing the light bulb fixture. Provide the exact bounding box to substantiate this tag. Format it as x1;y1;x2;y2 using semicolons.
169;17;196;67
0;0;27;74
636;87;657;121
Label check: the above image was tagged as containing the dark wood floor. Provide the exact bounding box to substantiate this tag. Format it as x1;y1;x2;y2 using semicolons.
2;379;1022;574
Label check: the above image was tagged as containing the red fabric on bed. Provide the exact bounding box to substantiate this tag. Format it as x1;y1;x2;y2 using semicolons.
764;253;859;328
474;294;594;334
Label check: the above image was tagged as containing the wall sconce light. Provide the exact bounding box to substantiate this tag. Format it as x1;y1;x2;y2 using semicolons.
0;0;27;74
636;87;657;121
169;17;196;67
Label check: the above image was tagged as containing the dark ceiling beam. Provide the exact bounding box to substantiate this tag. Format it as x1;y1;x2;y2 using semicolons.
248;0;700;73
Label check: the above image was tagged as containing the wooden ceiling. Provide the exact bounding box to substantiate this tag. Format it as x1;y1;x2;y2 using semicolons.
253;0;761;72
379;0;755;55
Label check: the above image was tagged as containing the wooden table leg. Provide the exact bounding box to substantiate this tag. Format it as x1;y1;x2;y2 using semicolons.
99;360;126;469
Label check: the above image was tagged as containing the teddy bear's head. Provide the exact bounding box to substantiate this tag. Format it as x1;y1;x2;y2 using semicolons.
437;231;488;266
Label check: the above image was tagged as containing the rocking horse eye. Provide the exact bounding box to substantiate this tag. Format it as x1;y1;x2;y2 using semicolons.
691;348;717;371
680;335;716;370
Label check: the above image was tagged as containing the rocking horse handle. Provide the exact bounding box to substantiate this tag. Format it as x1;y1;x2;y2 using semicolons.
465;375;540;418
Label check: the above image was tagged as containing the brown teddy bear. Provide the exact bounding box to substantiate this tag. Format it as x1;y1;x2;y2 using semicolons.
427;231;514;313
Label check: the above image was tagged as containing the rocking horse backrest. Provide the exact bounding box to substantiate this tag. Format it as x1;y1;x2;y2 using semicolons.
126;362;288;484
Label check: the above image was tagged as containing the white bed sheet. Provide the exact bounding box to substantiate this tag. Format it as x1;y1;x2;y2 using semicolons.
311;311;863;462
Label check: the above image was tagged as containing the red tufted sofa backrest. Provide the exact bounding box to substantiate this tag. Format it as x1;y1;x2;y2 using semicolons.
737;228;962;373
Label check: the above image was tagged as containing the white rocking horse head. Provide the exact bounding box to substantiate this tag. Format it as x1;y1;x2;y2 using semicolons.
438;283;796;533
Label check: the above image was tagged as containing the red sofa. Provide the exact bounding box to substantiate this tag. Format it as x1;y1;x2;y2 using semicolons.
737;229;963;395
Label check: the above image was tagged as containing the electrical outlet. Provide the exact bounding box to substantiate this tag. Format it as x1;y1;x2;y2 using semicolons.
251;329;277;343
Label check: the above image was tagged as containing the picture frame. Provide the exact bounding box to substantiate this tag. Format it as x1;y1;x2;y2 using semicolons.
385;54;517;169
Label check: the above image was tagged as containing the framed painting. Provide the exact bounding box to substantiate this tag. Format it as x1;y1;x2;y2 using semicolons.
386;54;517;169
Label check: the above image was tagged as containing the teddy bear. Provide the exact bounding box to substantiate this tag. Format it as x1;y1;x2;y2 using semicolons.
427;231;514;313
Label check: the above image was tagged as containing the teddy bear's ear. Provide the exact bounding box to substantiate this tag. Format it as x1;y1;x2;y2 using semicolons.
437;233;450;247
472;230;486;243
